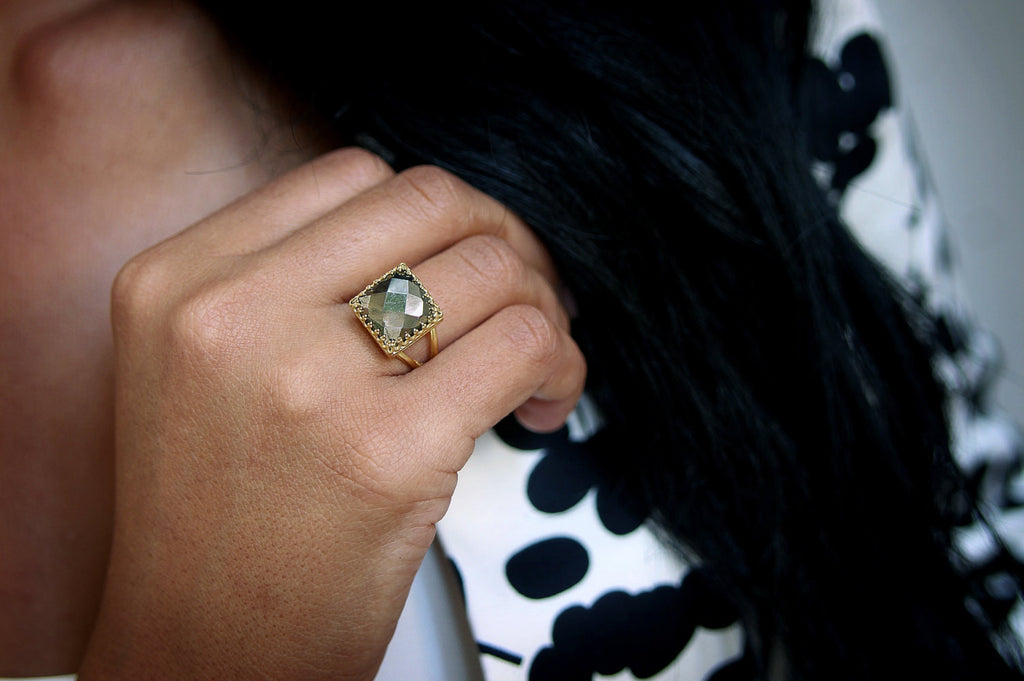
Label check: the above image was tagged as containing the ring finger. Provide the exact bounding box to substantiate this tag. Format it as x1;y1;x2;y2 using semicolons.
350;234;570;374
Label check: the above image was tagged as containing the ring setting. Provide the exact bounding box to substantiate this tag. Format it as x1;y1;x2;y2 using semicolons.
350;263;443;369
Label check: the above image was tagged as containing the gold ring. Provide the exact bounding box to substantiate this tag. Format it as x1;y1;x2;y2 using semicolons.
350;263;443;369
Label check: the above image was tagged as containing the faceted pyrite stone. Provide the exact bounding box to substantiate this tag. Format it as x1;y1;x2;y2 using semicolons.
350;263;443;356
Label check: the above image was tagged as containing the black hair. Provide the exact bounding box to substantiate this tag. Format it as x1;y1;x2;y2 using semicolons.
197;1;1022;678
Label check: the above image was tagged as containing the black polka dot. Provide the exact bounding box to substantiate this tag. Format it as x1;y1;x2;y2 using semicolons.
831;136;876;194
522;428;653;533
527;445;596;513
836;33;893;127
506;536;590;599
528;570;741;680
803;32;892;196
529;647;592;681
595;483;647;536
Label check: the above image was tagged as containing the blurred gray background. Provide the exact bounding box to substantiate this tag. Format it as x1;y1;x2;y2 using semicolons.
875;1;1024;426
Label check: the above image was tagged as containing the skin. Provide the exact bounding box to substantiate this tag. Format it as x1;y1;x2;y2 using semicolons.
0;0;585;677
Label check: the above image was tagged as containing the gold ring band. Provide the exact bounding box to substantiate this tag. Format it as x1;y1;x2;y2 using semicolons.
350;263;443;368
395;327;439;369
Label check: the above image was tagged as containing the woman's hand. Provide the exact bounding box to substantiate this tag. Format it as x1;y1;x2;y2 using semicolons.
78;149;586;680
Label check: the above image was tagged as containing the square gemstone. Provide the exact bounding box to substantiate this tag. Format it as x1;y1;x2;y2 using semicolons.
350;264;443;356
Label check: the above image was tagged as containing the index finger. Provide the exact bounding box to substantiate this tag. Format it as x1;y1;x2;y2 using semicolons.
165;147;397;259
259;165;560;302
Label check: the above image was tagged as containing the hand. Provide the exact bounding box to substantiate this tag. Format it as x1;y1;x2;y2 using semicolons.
79;149;585;680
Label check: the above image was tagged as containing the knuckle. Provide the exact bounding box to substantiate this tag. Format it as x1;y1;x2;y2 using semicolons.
110;250;170;327
168;281;256;362
262;357;335;427
457;235;527;291
502;304;560;367
390;165;466;222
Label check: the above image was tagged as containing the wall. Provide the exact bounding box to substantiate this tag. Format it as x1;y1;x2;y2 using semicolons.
874;1;1024;426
